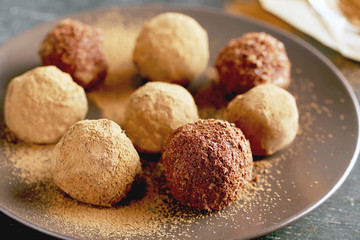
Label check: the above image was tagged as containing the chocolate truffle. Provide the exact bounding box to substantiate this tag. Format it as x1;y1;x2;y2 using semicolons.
133;12;209;85
123;82;199;153
4;66;88;144
162;119;253;211
39;18;107;90
215;32;291;95
226;84;299;156
52;119;141;207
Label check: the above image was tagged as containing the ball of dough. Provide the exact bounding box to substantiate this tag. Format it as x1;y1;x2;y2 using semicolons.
123;82;199;153
226;84;299;156
39;18;108;90
133;12;209;85
215;32;291;96
162;119;253;211
5;66;88;144
52;119;141;207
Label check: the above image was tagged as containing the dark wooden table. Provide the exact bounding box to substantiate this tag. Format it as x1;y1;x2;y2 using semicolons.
0;0;359;239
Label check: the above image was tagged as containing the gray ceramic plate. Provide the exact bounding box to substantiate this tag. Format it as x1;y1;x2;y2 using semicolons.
0;4;359;240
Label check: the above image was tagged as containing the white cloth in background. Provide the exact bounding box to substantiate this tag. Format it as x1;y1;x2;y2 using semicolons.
259;0;360;61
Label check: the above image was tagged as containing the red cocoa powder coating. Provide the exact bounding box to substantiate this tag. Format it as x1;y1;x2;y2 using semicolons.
215;32;291;96
39;18;108;90
161;119;253;211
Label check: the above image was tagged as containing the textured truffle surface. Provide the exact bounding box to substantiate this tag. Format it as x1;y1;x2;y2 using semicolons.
215;32;291;95
4;66;88;144
52;119;141;207
123;82;199;153
162;119;253;211
133;12;209;85
226;84;299;156
39;18;107;90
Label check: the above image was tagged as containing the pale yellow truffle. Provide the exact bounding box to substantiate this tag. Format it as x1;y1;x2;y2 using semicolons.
52;119;141;207
226;84;299;156
133;12;209;85
123;82;199;153
4;66;88;144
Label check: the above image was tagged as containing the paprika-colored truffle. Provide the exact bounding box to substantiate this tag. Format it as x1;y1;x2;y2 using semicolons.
162;119;253;211
215;32;291;96
39;18;107;90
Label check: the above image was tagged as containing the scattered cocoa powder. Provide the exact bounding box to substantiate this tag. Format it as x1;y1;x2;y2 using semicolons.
87;10;143;125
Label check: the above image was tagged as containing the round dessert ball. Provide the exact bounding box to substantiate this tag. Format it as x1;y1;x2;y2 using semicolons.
226;84;299;156
133;12;209;85
162;119;253;211
123;82;199;153
215;32;291;96
52;119;141;207
4;66;88;144
39;18;107;90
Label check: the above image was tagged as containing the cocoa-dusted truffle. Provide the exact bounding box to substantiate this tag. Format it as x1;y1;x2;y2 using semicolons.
133;12;209;85
162;119;253;211
215;32;291;96
4;66;88;144
39;18;107;90
123;82;199;153
226;84;299;156
52;119;141;207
